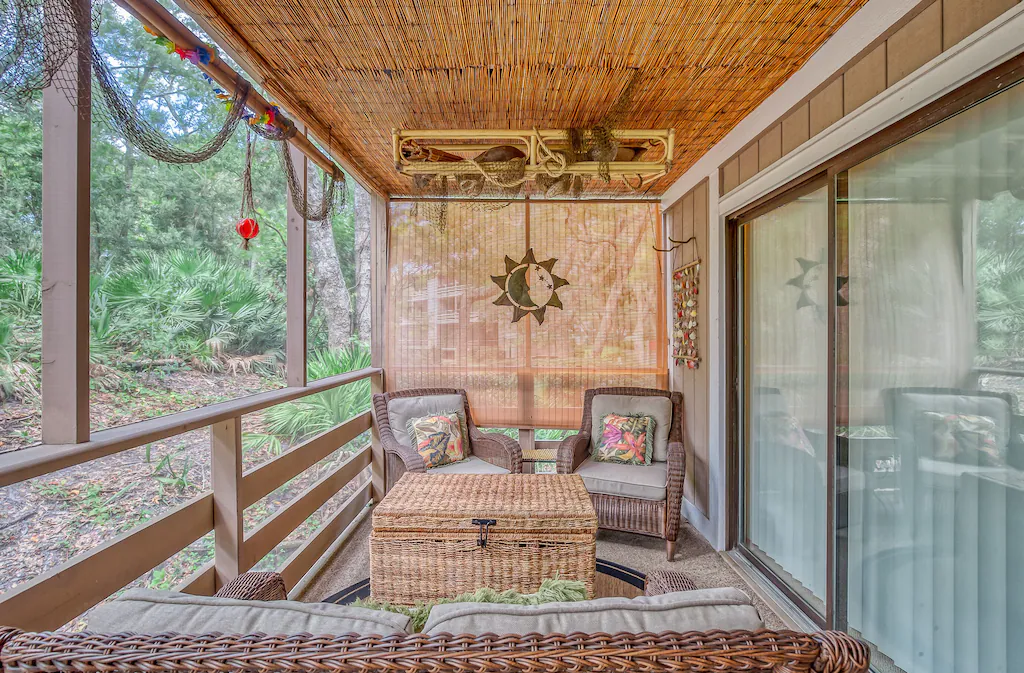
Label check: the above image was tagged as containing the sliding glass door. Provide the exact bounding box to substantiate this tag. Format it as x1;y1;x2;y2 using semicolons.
838;79;1024;673
735;76;1024;673
739;184;829;616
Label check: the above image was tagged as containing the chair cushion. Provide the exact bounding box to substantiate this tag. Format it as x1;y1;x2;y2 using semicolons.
87;589;410;635
387;394;467;449
591;394;673;461
427;455;510;475
422;587;762;635
575;457;667;500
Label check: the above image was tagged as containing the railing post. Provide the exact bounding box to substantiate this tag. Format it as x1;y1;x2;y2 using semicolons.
369;371;386;501
519;428;535;474
369;191;387;501
41;0;91;444
211;417;245;589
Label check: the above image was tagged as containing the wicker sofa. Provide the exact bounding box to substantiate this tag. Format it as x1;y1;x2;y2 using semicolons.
373;387;523;492
557;387;685;560
0;572;870;673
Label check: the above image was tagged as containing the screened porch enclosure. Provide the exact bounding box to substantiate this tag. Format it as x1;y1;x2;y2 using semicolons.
4;2;1024;673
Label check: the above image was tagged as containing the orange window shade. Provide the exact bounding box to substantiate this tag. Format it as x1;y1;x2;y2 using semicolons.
386;201;667;429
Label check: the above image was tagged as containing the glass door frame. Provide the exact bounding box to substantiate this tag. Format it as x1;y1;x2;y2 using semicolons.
727;172;835;629
723;48;1024;632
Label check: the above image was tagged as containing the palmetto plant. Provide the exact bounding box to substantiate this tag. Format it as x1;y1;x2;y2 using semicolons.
99;250;285;369
244;344;372;454
0;251;42;316
0;251;41;401
976;247;1024;363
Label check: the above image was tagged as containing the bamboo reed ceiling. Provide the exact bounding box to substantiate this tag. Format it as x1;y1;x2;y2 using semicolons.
182;0;868;197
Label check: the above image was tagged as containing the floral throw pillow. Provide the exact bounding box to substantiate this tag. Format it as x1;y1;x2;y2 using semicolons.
407;411;466;468
593;413;655;465
917;411;1002;466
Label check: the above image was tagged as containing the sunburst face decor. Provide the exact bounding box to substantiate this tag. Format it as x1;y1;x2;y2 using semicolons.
491;248;569;325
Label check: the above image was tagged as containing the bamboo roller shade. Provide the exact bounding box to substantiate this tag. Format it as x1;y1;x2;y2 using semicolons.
178;0;868;196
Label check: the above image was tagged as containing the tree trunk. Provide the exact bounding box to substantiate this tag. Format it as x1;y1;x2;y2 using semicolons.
353;185;372;343
592;215;647;355
307;217;352;350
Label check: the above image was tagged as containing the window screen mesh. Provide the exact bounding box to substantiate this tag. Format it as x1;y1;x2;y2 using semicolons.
386;200;666;429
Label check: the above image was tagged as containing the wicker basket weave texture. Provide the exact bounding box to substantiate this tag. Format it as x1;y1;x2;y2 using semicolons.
371;474;597;604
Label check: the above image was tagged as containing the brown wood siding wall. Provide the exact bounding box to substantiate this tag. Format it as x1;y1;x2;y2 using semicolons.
718;0;1021;196
668;179;710;516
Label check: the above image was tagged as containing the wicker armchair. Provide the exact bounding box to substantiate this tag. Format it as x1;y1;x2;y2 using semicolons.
0;572;870;673
214;571;287;600
373;387;523;492
557;387;685;561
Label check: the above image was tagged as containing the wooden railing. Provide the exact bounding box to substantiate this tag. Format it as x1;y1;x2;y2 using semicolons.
0;367;384;632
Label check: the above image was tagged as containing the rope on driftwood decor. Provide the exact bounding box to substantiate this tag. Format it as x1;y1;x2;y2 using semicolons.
565;69;643;182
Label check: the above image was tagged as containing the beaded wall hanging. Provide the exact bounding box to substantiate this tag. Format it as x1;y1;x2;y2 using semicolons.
672;259;700;369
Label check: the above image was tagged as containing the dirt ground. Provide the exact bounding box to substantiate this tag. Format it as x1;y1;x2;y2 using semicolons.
0;369;367;629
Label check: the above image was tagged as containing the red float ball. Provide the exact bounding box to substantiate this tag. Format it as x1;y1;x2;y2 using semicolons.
236;218;259;249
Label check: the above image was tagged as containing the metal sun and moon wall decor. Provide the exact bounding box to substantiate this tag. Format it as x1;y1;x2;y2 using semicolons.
491;249;569;325
785;253;849;323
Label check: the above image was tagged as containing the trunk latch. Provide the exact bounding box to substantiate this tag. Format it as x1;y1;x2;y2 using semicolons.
472;518;497;548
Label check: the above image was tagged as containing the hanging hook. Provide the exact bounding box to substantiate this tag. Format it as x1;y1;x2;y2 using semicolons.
654;235;696;253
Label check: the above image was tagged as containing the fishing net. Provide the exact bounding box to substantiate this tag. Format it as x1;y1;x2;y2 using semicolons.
91;43;251;164
239;125;257;220
279;137;344;222
1;0;253;165
1;0;347;224
0;0;97;105
412;160;526;234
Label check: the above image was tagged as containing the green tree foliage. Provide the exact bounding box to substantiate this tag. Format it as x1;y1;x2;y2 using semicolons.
243;344;372;455
0;2;363;437
977;193;1024;365
0;102;42;255
0;252;41;400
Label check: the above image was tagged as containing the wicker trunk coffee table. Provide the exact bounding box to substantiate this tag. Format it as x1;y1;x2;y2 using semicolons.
370;473;597;604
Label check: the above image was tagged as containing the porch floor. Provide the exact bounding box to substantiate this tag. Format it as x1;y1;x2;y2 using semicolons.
296;510;787;630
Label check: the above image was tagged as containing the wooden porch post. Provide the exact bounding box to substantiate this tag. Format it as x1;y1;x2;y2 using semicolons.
519;428;535;473
211;417;245;589
286;125;308;387
41;0;92;444
369;194;388;501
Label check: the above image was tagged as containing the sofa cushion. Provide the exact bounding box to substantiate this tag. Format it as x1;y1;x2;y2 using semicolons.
575;457;667;500
422;587;762;635
87;589;410;635
427;455;510;475
387;394;467;449
591;394;673;461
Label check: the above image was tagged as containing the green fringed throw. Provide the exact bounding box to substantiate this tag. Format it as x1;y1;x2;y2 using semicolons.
353;578;587;632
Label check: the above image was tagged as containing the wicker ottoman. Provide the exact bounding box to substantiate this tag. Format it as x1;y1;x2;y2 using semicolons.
370;473;597;604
